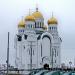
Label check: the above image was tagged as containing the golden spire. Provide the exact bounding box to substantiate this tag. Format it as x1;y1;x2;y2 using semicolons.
21;16;24;21
36;4;38;12
32;4;43;18
29;8;31;15
52;12;53;18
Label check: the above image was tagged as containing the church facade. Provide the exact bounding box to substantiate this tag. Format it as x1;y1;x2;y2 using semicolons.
14;7;62;70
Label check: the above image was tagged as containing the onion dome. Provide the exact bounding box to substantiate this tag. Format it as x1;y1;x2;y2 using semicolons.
18;20;25;28
43;25;47;30
32;7;43;18
48;17;58;25
25;15;35;22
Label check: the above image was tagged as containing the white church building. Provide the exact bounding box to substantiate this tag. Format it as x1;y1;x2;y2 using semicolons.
14;7;62;70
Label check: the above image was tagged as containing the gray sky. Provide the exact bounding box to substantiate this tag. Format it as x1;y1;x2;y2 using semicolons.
0;0;75;66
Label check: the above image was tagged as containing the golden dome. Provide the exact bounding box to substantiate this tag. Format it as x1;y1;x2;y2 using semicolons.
48;17;58;25
43;25;47;30
25;15;35;22
32;8;43;18
18;20;25;28
32;11;43;18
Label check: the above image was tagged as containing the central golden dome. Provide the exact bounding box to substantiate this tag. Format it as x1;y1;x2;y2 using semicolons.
25;15;35;22
18;20;25;28
48;17;58;25
32;8;43;18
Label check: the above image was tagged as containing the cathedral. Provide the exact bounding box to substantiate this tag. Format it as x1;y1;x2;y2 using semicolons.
14;7;62;70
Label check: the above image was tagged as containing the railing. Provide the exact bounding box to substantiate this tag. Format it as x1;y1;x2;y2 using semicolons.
0;68;75;75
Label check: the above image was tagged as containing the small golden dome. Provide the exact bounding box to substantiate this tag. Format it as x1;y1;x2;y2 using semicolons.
25;15;35;22
48;17;58;25
18;20;25;28
43;25;47;30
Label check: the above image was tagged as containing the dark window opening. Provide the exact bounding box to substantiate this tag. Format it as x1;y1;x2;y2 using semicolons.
41;44;42;57
40;22;41;28
24;34;28;40
37;35;41;40
24;46;25;49
31;25;32;28
17;35;22;41
35;22;36;28
50;27;51;30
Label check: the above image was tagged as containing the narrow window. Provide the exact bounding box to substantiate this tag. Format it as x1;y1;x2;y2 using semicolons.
38;22;39;28
42;22;44;26
55;49;56;57
57;51;58;56
41;44;42;57
24;34;27;39
23;30;24;32
55;60;56;63
40;22;41;28
33;50;34;55
36;22;38;28
35;22;36;28
31;24;32;28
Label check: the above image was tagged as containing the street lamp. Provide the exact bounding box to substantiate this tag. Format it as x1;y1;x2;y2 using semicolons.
7;32;10;75
69;61;72;69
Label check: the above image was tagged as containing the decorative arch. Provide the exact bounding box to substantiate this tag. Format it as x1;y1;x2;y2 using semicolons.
40;32;53;61
41;32;53;41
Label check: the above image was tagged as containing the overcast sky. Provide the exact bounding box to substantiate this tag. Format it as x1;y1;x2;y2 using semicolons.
0;0;75;66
